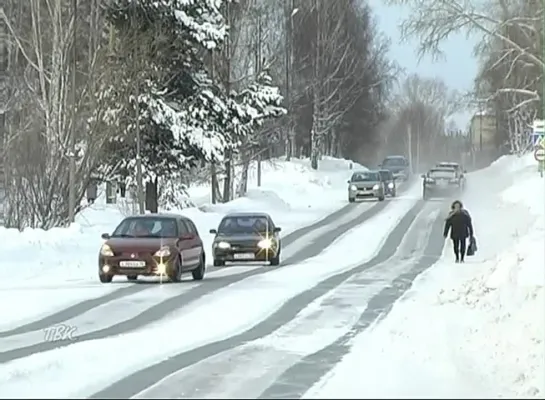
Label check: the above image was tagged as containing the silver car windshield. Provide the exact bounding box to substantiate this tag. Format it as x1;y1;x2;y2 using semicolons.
218;216;272;234
352;172;379;182
429;169;456;179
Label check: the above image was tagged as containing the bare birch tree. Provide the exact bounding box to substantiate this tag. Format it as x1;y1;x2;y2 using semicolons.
292;0;391;169
1;0;113;229
471;0;542;154
381;74;461;168
385;0;543;110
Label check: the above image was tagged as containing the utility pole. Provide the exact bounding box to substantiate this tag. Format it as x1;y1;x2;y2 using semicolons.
256;12;263;187
0;16;7;225
68;0;77;224
135;80;144;214
416;119;420;173
284;0;292;160
407;123;413;173
310;0;320;170
222;1;233;202
132;4;145;214
479;105;483;153
210;49;217;204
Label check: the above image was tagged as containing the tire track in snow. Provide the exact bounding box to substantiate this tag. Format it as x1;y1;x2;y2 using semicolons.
0;184;417;369
261;202;447;399
0;285;198;353
89;197;425;399
0;183;414;343
0;199;374;338
130;206;437;399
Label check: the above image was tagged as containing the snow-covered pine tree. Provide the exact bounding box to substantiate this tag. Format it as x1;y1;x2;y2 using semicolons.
232;73;286;196
99;0;235;211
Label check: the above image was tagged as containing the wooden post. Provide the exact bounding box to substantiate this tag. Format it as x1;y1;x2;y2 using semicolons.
68;0;78;223
211;163;217;204
407;123;413;173
257;154;262;187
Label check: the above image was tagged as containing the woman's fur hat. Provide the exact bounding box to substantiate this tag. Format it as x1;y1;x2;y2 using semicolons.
451;200;463;210
446;199;465;220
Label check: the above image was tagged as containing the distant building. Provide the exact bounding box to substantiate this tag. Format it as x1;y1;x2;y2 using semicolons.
469;110;497;151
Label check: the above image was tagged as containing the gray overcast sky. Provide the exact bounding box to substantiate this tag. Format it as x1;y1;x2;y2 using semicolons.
370;1;479;129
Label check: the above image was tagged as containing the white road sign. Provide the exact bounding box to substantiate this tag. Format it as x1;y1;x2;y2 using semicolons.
534;148;545;162
533;119;544;134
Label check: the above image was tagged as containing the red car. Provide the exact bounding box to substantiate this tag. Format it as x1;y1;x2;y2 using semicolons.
98;214;205;283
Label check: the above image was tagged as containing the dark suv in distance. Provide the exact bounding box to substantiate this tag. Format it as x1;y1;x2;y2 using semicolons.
379;155;411;181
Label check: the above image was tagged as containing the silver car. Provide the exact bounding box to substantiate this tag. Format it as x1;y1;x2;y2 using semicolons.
348;170;385;203
436;161;467;190
422;167;463;200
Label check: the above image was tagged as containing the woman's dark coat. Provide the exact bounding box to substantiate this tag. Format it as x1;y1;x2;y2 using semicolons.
444;209;474;239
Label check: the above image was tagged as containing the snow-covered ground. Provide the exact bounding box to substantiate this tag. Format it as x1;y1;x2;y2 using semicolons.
305;154;545;399
0;157;366;328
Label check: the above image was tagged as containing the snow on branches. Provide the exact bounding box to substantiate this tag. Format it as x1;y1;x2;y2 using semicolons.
232;73;286;148
99;0;285;210
101;0;231;182
109;0;227;49
236;73;286;126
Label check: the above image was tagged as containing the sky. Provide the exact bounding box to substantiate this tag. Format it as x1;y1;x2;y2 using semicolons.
369;0;480;129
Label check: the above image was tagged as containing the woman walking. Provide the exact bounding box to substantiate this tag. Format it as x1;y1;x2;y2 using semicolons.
444;200;474;263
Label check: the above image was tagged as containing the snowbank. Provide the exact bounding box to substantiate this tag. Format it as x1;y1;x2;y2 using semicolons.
305;153;545;399
0;156;363;286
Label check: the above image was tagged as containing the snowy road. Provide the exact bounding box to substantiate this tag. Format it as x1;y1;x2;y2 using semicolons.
124;202;444;399
0;181;449;398
0;193;385;337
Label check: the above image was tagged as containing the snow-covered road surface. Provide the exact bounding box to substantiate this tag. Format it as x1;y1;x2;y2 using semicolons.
0;193;381;333
0;157;367;328
303;154;545;399
0;183;407;338
130;204;442;399
0;181;429;398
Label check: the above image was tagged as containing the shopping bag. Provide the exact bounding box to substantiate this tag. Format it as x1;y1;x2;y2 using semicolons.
467;236;477;256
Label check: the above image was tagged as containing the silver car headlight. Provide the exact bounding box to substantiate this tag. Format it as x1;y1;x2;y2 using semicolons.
373;184;379;190
258;238;273;249
349;185;357;191
388;182;394;189
216;241;230;249
154;246;171;257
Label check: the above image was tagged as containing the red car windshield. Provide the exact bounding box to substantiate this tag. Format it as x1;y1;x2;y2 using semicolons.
112;218;178;238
